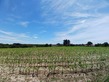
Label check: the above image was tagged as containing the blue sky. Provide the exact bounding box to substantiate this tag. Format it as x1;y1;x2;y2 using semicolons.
0;0;109;44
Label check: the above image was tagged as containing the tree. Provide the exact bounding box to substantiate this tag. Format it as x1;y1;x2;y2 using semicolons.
87;41;93;46
95;43;101;47
63;39;70;46
57;43;61;46
103;42;108;47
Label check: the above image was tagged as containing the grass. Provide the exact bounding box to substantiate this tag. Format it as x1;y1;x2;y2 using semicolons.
104;76;109;82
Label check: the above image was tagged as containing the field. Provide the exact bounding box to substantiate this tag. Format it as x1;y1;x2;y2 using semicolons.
0;47;109;82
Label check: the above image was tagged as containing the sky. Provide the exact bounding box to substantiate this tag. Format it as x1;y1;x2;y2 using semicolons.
0;0;109;44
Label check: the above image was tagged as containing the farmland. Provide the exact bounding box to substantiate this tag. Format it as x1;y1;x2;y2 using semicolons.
0;47;109;82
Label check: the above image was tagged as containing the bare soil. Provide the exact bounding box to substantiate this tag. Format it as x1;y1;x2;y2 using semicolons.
0;64;108;82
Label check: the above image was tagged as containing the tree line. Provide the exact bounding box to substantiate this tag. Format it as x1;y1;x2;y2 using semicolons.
0;43;52;48
0;39;109;48
62;39;109;47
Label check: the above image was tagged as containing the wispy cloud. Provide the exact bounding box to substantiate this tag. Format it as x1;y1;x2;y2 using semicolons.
0;30;12;35
19;21;29;27
55;16;109;43
0;30;35;43
33;34;38;39
1;0;109;44
41;0;109;43
33;36;38;39
41;0;109;20
41;0;76;13
0;30;29;38
41;0;108;16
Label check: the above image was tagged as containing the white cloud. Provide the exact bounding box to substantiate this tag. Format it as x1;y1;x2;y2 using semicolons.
33;34;38;39
0;30;29;38
41;0;109;44
19;21;29;27
41;0;76;13
41;0;109;16
55;16;109;44
0;30;33;43
67;13;94;18
40;0;109;31
34;36;38;39
0;30;12;35
76;0;109;11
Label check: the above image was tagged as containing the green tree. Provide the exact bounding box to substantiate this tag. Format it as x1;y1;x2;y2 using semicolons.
87;41;93;46
63;39;70;46
103;42;108;47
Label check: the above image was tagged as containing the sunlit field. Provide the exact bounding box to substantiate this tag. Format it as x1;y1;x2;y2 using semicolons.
0;47;109;82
